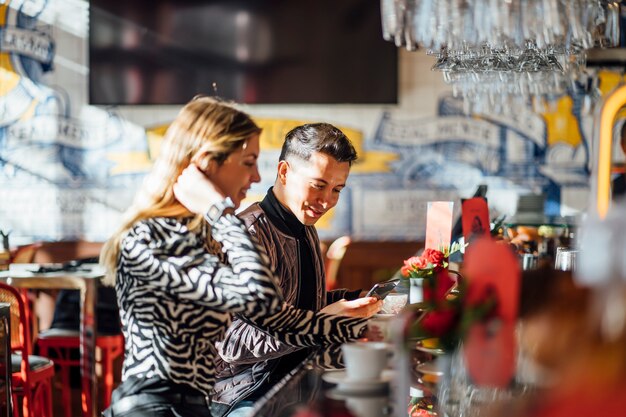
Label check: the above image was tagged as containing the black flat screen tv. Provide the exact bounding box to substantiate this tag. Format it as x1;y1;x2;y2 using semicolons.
89;0;398;105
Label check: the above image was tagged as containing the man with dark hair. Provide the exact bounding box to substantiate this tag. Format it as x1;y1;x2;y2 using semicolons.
211;123;381;417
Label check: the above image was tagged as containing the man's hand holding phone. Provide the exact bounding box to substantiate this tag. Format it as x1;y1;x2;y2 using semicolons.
365;279;400;301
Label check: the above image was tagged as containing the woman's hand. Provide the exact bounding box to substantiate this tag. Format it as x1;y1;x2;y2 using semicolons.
320;297;382;318
173;165;227;214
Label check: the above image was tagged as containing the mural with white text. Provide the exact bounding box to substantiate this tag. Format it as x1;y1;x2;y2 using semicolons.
0;0;593;243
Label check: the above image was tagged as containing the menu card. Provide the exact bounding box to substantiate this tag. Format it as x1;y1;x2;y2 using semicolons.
425;201;454;250
461;197;490;243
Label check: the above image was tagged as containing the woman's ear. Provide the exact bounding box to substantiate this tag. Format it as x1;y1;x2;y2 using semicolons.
192;151;217;177
277;160;289;185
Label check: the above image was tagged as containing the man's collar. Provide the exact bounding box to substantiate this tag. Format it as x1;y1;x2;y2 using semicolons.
260;187;306;237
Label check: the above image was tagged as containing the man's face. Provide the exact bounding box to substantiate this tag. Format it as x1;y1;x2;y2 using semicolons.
276;152;351;226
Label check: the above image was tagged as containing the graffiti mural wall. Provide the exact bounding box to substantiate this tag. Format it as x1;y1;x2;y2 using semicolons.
0;0;148;241
0;0;593;243
348;95;589;240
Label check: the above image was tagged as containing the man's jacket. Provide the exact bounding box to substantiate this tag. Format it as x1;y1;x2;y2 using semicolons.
211;202;353;415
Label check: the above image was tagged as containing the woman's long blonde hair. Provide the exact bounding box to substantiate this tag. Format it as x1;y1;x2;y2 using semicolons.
100;97;261;285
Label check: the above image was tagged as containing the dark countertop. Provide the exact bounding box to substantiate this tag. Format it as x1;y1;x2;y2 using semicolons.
248;344;397;417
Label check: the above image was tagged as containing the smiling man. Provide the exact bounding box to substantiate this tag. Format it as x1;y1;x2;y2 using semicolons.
211;123;381;417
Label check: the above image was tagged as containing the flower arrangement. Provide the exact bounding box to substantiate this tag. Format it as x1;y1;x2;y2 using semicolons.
400;242;497;352
400;242;462;304
400;243;461;280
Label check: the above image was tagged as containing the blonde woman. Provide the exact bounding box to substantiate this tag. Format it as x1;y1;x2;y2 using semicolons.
100;97;368;417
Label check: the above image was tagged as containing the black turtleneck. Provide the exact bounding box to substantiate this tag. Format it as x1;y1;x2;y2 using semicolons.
259;187;317;311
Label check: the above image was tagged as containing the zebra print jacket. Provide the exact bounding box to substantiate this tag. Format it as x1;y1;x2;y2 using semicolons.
115;214;367;397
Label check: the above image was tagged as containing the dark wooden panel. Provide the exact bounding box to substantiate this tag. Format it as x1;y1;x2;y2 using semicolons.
32;241;103;264
332;241;423;291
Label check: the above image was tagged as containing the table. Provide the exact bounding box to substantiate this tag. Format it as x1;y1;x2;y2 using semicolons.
0;264;104;417
250;345;395;417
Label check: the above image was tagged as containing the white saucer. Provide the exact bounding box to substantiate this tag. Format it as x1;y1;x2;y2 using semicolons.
416;361;444;376
322;369;394;394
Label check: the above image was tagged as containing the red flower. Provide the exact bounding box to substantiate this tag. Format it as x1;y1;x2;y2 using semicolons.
401;256;428;277
422;248;445;266
409;256;429;269
401;265;412;277
420;309;458;337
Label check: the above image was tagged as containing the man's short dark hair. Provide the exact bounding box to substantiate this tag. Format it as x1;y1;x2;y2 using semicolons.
279;123;358;165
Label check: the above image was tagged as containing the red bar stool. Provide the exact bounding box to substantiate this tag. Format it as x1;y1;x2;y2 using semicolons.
0;283;54;417
37;330;123;416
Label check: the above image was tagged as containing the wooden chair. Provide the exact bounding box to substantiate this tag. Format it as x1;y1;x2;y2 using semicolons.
0;283;54;417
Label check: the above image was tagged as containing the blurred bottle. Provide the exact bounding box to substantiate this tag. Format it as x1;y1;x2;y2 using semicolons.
520;253;538;271
554;248;578;272
537;226;558;265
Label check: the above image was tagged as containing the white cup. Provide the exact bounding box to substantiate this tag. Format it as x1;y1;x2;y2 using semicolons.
342;342;389;381
367;314;394;342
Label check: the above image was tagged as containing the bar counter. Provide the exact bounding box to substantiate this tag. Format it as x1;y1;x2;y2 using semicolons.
244;267;578;417
249;344;397;417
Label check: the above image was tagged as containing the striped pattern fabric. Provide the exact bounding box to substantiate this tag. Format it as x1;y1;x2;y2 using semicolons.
116;214;366;396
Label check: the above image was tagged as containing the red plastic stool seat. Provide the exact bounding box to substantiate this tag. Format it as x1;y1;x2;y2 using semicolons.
37;330;123;416
0;282;55;417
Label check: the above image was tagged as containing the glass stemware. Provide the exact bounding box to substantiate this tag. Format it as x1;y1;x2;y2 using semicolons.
555;247;579;271
382;0;610;114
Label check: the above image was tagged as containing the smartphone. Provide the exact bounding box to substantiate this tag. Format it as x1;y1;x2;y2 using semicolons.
365;280;400;300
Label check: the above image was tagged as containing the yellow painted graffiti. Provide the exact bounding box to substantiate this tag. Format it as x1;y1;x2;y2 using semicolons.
146;118;365;157
540;70;626;148
106;151;153;175
0;3;18;87
146;126;168;160
350;151;397;173
0;66;20;94
137;118;397;177
0;4;16;75
542;96;582;147
254;119;364;157
597;70;626;96
0;3;8;25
